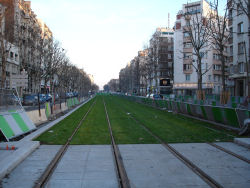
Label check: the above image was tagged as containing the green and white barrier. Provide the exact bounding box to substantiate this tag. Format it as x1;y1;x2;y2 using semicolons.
119;94;249;130
45;102;51;119
0;110;36;141
67;97;80;108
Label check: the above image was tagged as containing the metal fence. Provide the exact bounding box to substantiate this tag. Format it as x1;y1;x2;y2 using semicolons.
0;89;23;113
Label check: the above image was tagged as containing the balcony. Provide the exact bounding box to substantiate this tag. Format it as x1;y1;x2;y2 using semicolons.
213;59;222;65
183;47;192;53
212;70;222;75
183;37;191;42
183;69;193;74
183;58;193;64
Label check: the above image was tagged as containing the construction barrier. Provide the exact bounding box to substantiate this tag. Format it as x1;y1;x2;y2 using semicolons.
66;97;79;108
45;102;51;119
0;109;36;141
119;95;249;130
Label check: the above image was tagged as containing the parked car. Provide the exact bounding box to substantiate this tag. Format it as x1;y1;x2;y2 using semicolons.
39;94;46;103
66;92;73;98
149;94;164;100
73;92;78;97
22;94;38;106
45;94;52;102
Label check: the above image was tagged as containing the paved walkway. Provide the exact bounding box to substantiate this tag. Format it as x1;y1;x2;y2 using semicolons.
171;143;250;188
45;145;118;188
1;143;249;188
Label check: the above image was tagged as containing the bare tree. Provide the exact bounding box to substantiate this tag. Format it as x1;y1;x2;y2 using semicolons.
183;4;212;100
209;0;230;103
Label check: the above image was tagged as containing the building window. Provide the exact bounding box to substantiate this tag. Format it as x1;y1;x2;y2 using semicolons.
218;86;221;93
238;42;244;54
239;62;244;73
185;74;190;81
184;32;190;38
15;54;18;61
176;22;181;30
183;64;192;71
10;52;14;59
229;9;232;19
208;75;211;81
230;65;233;74
184;42;192;48
230;46;233;56
200;51;207;59
168;54;172;59
238;22;243;34
213;64;221;70
184;53;192;59
213;54;221;60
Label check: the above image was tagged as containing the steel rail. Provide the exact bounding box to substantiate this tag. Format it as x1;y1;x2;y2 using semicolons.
33;100;96;188
103;99;131;188
207;143;250;164
129;115;223;188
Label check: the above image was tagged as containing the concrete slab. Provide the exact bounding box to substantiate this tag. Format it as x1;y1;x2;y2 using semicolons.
1;145;61;188
215;142;250;160
45;145;118;188
171;143;250;188
0;141;40;180
119;144;209;188
234;138;250;149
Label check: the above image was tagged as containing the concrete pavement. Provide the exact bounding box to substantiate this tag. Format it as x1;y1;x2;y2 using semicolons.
171;143;250;188
1;142;249;188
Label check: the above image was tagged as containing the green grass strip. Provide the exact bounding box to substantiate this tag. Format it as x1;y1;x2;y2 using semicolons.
71;97;110;145
105;96;158;144
35;99;94;144
114;96;236;143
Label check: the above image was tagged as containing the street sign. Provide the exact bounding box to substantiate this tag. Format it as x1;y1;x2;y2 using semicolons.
11;70;28;88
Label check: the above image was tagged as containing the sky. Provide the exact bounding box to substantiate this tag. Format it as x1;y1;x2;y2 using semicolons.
31;0;227;89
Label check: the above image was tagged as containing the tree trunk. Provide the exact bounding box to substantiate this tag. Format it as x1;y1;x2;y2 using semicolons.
1;58;6;89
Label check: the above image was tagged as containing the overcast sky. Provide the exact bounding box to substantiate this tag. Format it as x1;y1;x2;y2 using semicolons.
31;0;227;89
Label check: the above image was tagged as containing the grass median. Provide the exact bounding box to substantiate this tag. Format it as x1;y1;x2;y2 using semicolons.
108;95;237;143
35;99;94;144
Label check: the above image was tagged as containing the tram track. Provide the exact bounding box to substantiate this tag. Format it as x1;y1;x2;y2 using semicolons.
117;96;250;161
110;97;224;188
207;142;250;164
103;99;131;188
33;99;97;188
33;97;131;188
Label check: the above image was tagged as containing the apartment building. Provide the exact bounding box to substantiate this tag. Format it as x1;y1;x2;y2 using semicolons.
149;27;174;94
0;0;53;93
174;0;228;96
227;0;249;96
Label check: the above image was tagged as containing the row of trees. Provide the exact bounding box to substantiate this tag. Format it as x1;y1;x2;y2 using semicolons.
185;0;249;101
0;1;98;97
